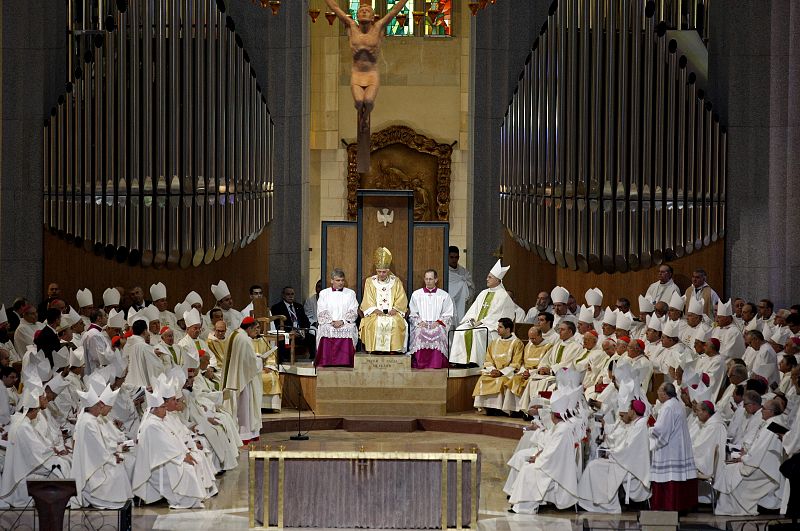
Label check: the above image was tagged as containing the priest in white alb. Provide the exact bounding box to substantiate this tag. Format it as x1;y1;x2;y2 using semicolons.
449;260;518;367
316;268;360;367
408;269;454;369
578;395;651;513
124;318;165;389
221;316;263;443
712;300;746;360
715;399;784;515
72;384;132;509
0;382;71;508
508;389;582;514
447;246;474;325
359;247;409;354
132;388;208;509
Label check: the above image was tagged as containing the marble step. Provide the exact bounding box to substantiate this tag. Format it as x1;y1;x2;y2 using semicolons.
316;370;447;389
316;399;447;417
316;386;446;402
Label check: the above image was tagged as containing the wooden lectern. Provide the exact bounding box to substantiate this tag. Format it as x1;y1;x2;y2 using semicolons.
321;190;449;298
26;479;76;531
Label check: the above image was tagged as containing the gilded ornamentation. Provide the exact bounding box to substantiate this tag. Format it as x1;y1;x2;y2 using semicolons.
347;125;452;222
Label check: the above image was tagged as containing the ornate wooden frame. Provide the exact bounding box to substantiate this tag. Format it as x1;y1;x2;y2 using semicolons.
346;125;453;222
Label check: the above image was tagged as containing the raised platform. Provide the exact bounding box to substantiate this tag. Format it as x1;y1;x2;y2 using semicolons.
316;354;447;416
278;354;482;414
259;413;525;440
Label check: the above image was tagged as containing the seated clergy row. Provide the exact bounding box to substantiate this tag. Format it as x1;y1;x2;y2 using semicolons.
0;284;288;510
495;296;800;516
315;250;519;370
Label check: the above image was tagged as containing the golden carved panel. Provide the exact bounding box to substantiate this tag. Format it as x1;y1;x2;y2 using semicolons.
347;125;453;222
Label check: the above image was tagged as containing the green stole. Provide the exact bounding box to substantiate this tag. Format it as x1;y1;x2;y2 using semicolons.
464;291;495;363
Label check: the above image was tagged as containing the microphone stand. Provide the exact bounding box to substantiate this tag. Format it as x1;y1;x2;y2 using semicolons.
273;327;313;441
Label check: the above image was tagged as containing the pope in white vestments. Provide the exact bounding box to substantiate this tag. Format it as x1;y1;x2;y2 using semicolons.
408;270;454;369
449;260;518;367
359;247;408;353
316;270;359;367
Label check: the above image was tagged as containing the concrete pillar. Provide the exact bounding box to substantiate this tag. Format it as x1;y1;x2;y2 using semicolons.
0;1;66;304
708;0;800;306
221;0;311;302
470;0;547;280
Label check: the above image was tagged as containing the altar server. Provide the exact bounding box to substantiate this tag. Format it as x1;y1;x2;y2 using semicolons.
408;269;454;369
316;268;359;367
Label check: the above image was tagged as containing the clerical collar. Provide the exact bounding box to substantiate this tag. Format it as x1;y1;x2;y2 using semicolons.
332;288;343;292
488;284;504;293
424;287;437;293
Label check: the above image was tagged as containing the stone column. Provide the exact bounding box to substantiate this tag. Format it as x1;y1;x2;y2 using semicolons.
470;1;547;280
228;1;310;302
0;1;66;304
708;0;800;306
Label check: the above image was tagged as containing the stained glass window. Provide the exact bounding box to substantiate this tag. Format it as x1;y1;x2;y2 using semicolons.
341;1;452;38
425;0;452;36
348;0;376;20
385;0;414;36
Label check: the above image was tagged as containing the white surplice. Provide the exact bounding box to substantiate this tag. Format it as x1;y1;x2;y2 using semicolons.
316;287;359;347
408;287;454;356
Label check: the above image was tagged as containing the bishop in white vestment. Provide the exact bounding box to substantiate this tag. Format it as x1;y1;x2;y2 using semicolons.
449;260;517;367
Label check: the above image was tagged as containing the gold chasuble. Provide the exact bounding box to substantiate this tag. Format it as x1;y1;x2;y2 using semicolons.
509;341;553;396
359;274;408;352
472;336;523;397
206;337;226;372
253;336;281;396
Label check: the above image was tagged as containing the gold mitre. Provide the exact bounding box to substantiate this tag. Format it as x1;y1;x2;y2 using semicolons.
373;247;393;269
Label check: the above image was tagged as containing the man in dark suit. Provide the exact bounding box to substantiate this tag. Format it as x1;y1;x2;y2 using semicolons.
34;308;62;366
6;297;26;333
37;283;62;322
271;286;314;362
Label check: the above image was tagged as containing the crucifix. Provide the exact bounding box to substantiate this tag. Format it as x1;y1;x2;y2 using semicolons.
323;0;411;173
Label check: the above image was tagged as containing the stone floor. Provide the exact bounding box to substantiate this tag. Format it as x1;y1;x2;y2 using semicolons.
125;409;794;530
1;408;790;530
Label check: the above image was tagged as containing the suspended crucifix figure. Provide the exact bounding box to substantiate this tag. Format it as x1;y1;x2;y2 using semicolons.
323;0;411;173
